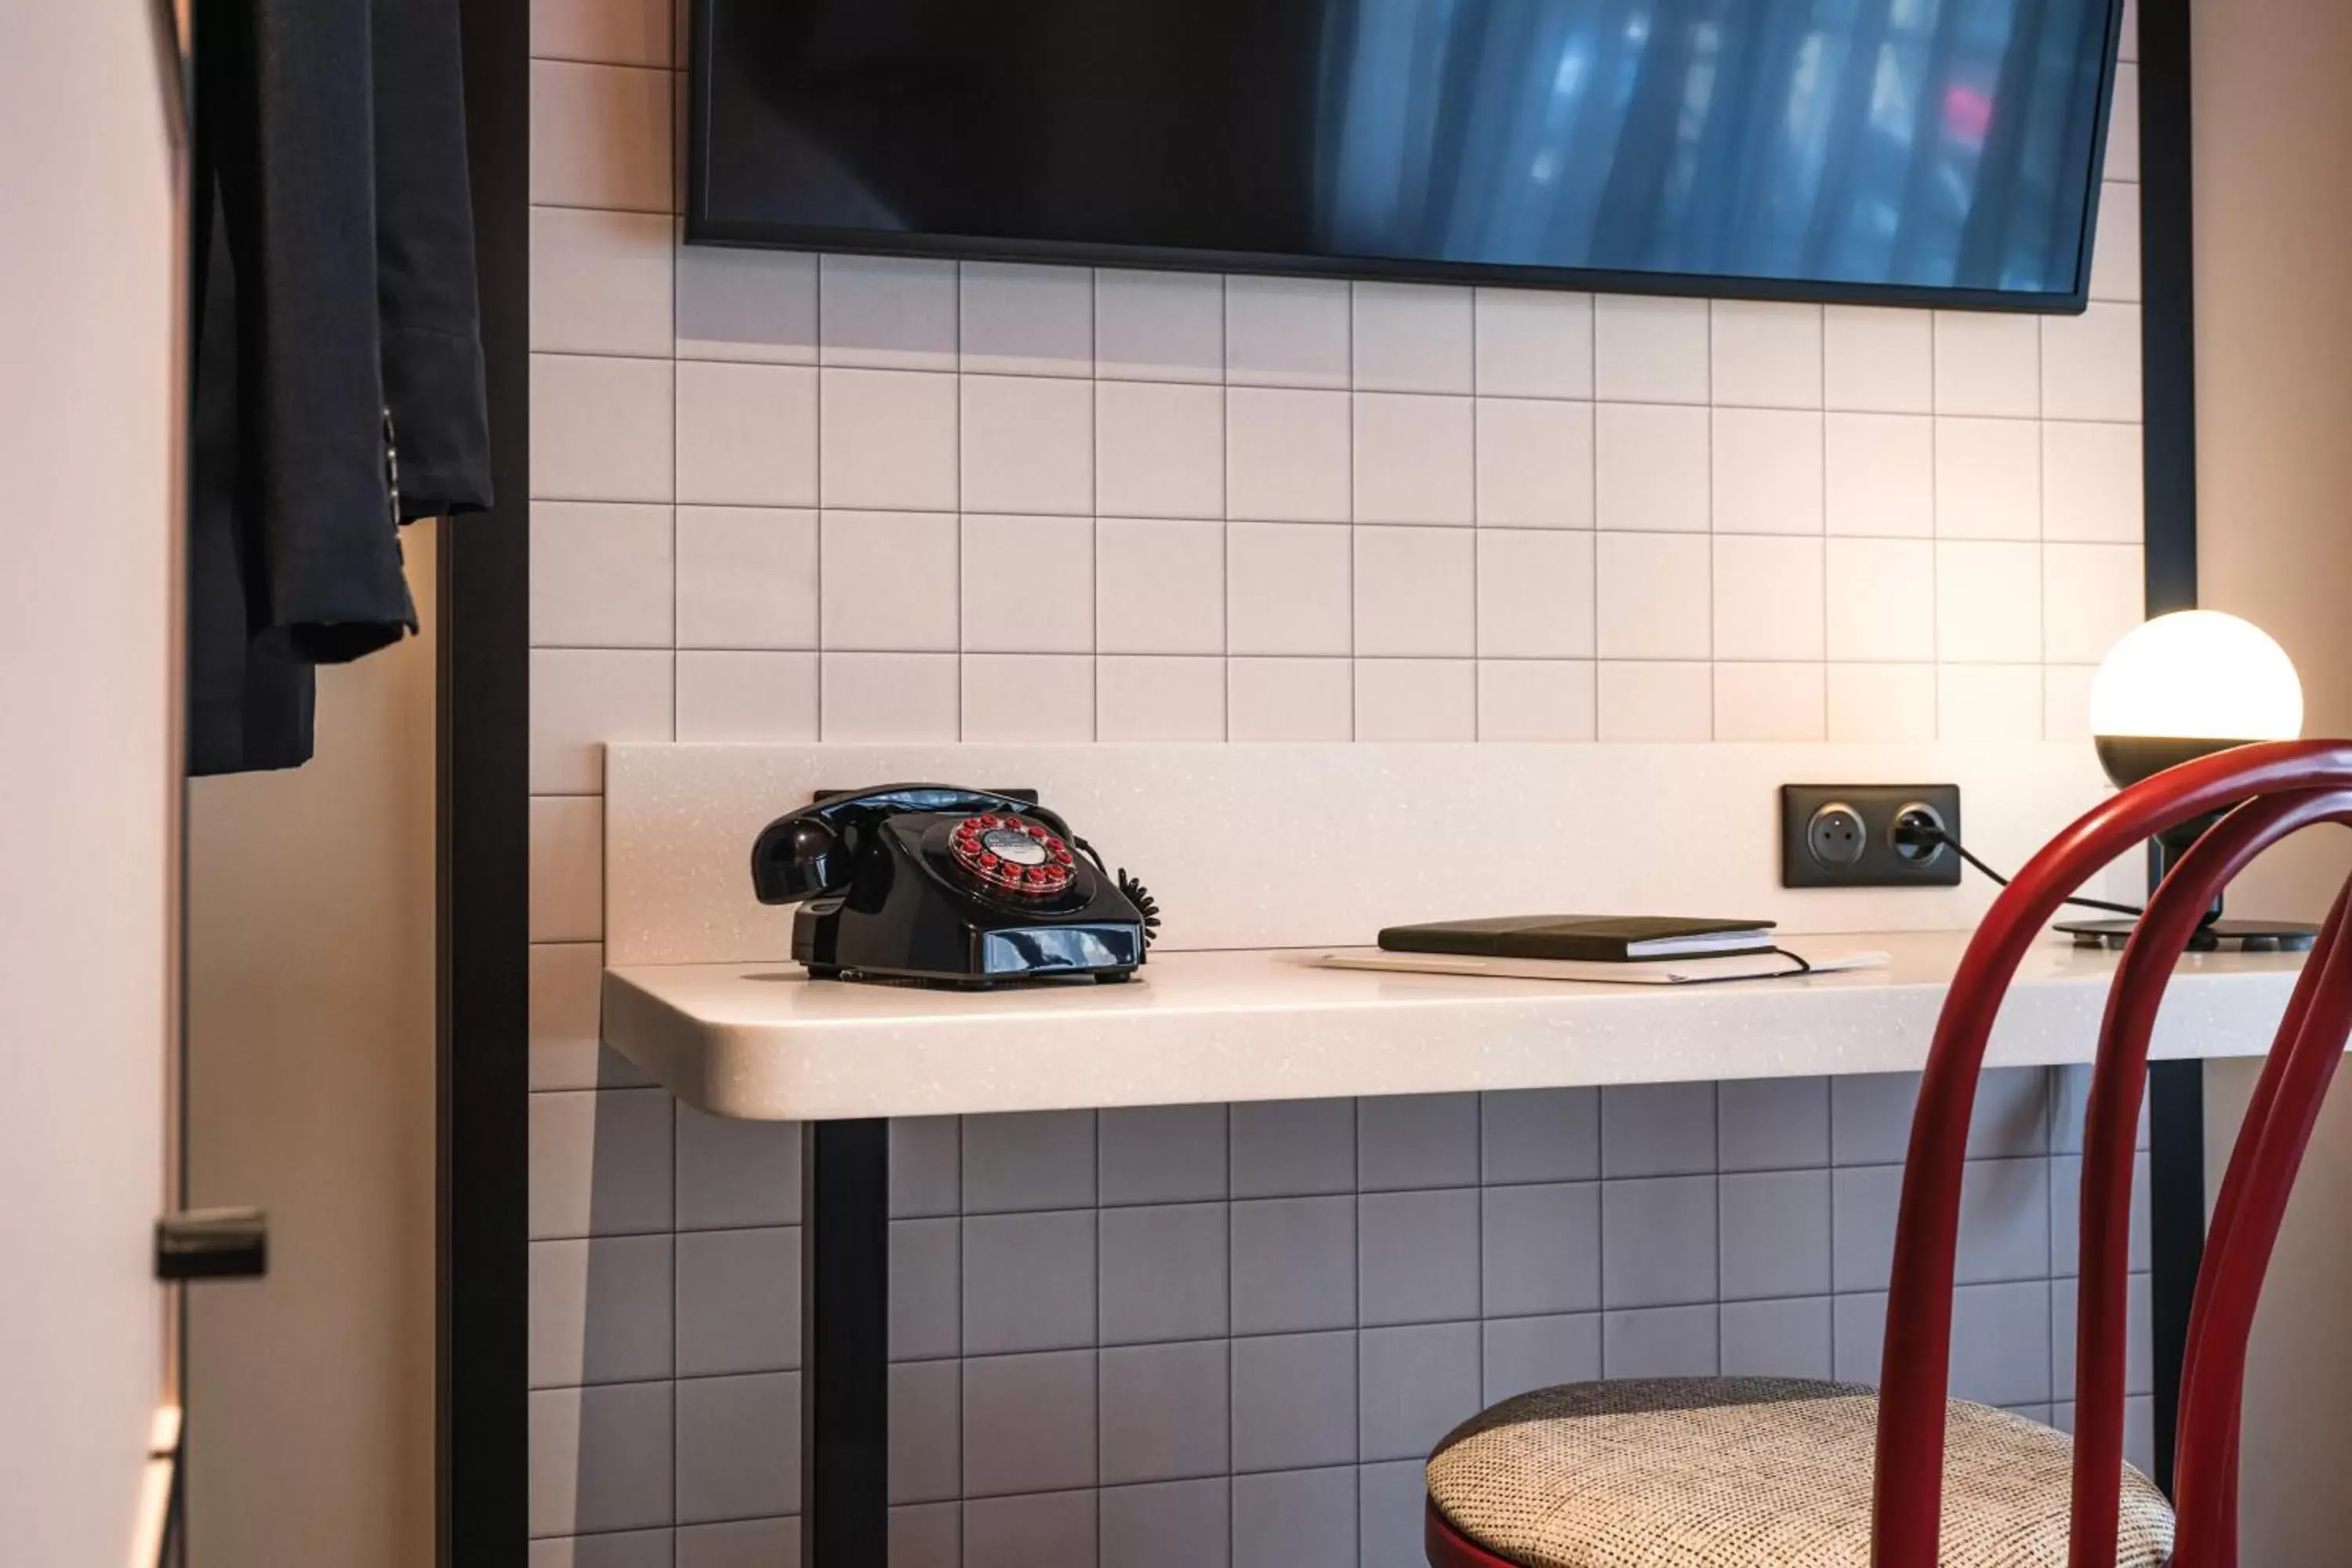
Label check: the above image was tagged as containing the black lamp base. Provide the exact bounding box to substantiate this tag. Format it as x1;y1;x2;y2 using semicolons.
2055;916;2319;953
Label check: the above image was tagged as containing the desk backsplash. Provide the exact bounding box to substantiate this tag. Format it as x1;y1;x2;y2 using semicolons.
525;2;2147;1561
594;741;2128;966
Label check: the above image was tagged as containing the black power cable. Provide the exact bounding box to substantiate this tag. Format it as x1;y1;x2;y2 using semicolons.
1891;811;2147;920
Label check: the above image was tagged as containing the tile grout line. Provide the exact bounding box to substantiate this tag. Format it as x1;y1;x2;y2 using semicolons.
1219;277;1243;739
666;222;682;749
1225;1105;1240;1515
670;1095;681;1537
1929;310;1944;739
547;1265;2148;1395
1819;307;1831;734
1710;1083;1722;1374
1827;1083;1840;1374
1083;267;1102;742
2032;318;2052;740
1588;296;1601;737
1087;1111;1104;1542
1218;275;1232;740
1345;287;1358;740
1348;1097;1361;1467
536;336;2144;430
1087;270;1109;739
1704;304;1718;739
1468;293;1483;738
1594;1090;1609;1375
953;1112;968;1504
2047;1069;2061;1410
811;260;826;739
950;263;964;740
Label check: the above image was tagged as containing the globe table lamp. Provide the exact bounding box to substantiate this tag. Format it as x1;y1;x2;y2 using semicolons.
2057;609;2316;950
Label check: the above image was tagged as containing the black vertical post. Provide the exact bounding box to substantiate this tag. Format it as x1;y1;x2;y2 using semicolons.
442;0;530;1560
2136;0;2201;1501
802;1120;891;1566
2145;1055;2205;1495
2138;0;2198;622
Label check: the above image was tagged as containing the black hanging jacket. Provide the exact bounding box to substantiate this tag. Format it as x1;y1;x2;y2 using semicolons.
187;0;491;775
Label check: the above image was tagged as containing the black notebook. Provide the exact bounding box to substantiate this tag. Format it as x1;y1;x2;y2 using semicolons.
1377;914;1777;963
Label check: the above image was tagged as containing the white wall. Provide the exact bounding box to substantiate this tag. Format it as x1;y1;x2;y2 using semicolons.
2193;2;2352;1562
0;0;180;1562
2194;0;2352;921
184;526;439;1568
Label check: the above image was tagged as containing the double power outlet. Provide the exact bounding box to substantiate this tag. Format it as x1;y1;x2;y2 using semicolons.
1778;783;1963;889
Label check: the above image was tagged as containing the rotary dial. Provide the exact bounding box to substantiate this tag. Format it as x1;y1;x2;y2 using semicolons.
949;813;1076;897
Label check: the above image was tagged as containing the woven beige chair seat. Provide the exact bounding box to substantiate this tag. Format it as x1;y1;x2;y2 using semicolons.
1427;1377;2174;1567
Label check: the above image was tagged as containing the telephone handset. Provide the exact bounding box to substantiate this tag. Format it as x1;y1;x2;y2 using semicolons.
750;784;1158;986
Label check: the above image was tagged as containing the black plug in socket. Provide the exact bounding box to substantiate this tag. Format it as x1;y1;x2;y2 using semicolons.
1779;784;1963;888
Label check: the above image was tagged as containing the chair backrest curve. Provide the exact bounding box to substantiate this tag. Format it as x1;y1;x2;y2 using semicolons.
2166;873;2352;1568
1868;740;2352;1568
2169;882;2352;1568
2064;792;2352;1568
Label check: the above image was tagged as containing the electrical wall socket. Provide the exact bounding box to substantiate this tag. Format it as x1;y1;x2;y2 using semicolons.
1779;783;1964;888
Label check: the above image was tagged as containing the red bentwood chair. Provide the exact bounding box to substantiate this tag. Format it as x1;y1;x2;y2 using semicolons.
1424;739;2352;1568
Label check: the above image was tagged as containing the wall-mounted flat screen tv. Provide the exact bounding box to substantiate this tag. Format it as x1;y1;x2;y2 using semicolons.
688;0;2125;311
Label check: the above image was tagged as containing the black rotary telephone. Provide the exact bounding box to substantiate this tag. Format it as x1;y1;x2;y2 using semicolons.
750;784;1160;986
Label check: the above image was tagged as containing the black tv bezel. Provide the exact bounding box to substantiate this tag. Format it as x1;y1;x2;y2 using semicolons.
684;0;2125;314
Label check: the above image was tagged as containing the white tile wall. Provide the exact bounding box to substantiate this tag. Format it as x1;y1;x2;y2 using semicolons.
1096;518;1221;655
675;651;818;742
820;254;957;369
1595;661;1712;742
527;7;2149;1560
1595;402;1710;534
1095;270;1223;383
524;42;2140;749
1825;414;1934;538
674;244;814;365
528;60;671;212
1594;295;1710;403
1712;408;1824;535
1935;311;2042;418
1096;382;1224;520
1824;307;1933;414
1475;532;1594;659
676;362;817;507
1712;664;1828;743
965;515;1095;653
1473;288;1593;400
1936;418;2043;541
1711;301;1822;409
1353;394;1474;526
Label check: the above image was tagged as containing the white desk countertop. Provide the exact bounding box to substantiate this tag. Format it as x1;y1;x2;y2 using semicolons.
602;931;2305;1122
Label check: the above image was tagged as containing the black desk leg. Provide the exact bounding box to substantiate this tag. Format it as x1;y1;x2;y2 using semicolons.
2147;1058;2205;1497
802;1119;890;1565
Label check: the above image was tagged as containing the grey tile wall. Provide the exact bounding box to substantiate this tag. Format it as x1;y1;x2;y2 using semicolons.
528;1066;2155;1565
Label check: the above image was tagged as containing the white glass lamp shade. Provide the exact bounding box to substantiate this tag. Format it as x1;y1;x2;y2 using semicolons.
2088;610;2302;786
